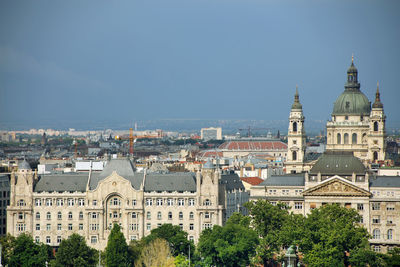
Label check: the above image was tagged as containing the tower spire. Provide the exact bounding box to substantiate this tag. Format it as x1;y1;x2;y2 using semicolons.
372;81;383;108
291;85;302;110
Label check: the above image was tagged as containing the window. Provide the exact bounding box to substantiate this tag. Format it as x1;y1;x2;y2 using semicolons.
352;133;357;144
202;223;212;230
46;236;51;245
282;189;289;195
189;223;194;230
57;236;62;244
167;198;173;206
204;199;211;206
129;224;138;231
387;205;395;211
46;199;52;206
269;189;277;195
68;198;74;206
79;211;84;220
179;223;183;230
35;212;40;220
294;202;303;210
57;198;63;206
387;229;393;240
35;236;40;243
130;235;137;241
57;212;62;220
91;236;97;244
373;151;378;162
157;211;162;220
204;212;210;219
46;224;51;231
16;223;26;232
372;216;380;224
35;224;40;231
179;212;183;220
189;212;194;220
292;151;297;161
156;198;163;206
68;212;73;220
189;198;195;206
292;122;297;132
178;199;184;206
168;212;172;220
146;211;151;220
68;224;73;230
79;224;83;230
337;133;341;144
93;200;97;206
374;121;379;132
78;199;85;206
131;212;137;219
91;212;98;219
372;203;381;210
35;199;41;206
90;224;98;231
189;236;194;241
146;198;153;206
344;133;349;144
18;212;24;220
373;246;381;252
387;216;394;224
57;224;61;231
373;229;380;239
17;199;26;206
132;199;136;206
111;197;121;206
46;212;51;220
146;223;151;231
113;212;118;218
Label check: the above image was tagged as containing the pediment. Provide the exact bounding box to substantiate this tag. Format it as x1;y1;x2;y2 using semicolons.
303;176;371;197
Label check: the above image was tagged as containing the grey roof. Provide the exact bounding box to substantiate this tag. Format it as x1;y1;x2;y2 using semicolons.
310;152;366;175
370;176;400;188
18;160;31;170
144;172;196;192
34;173;88;192
220;173;245;191
89;159;143;190
259;173;305;186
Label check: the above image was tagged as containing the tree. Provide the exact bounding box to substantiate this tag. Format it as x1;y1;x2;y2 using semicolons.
54;233;97;267
143;224;193;258
0;233;16;265
196;213;259;267
245;200;290;265
135;238;175;267
300;204;371;266
8;233;53;267
105;224;131;267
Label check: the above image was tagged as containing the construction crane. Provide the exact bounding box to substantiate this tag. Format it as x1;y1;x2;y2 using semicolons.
238;126;271;137
115;128;156;156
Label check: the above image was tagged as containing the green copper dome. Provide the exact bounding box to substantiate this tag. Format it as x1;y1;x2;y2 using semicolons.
332;58;371;116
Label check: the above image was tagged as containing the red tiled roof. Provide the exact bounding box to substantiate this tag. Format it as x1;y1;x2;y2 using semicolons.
219;141;287;150
240;177;264;186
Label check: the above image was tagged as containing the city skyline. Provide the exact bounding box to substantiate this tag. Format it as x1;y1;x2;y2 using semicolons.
1;0;399;129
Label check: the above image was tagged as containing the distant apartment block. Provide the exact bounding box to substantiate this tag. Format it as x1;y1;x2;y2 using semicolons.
201;127;222;141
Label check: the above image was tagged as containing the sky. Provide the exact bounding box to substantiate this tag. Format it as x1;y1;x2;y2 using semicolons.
0;0;399;130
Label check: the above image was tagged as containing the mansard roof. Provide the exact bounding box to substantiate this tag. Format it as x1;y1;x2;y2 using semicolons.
34;173;88;192
259;173;305;187
220;173;246;191
370;176;400;188
310;151;366;175
144;172;196;192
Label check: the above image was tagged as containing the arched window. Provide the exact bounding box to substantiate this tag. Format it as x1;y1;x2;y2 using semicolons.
189;212;194;220
35;212;40;220
292;151;297;161
68;212;73;220
373;151;378;162
337;133;341;144
292;122;297;132
344;133;349;144
57;212;62;220
387;229;393;240
46;212;51;220
362;133;367;144
131;212;137;219
157;211;162;220
373;229;380;239
168;212;172;220
204;199;211;206
146;211;151;220
79;211;83;220
374;121;379;132
179;212;183;220
17;199;26;206
352;133;357;144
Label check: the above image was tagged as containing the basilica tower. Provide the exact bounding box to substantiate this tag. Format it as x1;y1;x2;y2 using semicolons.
285;87;306;174
368;83;386;162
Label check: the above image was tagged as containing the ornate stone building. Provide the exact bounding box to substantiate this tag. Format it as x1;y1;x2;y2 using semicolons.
252;58;397;253
7;159;248;249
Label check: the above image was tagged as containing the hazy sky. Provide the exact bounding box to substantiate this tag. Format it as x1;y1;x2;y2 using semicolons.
0;0;399;129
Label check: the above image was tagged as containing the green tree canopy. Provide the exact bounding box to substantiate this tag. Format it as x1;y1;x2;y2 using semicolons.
54;233;97;267
143;224;193;258
8;233;52;267
196;213;259;267
105;224;131;267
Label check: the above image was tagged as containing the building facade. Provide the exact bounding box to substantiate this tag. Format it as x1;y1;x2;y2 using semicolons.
7;159;248;249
